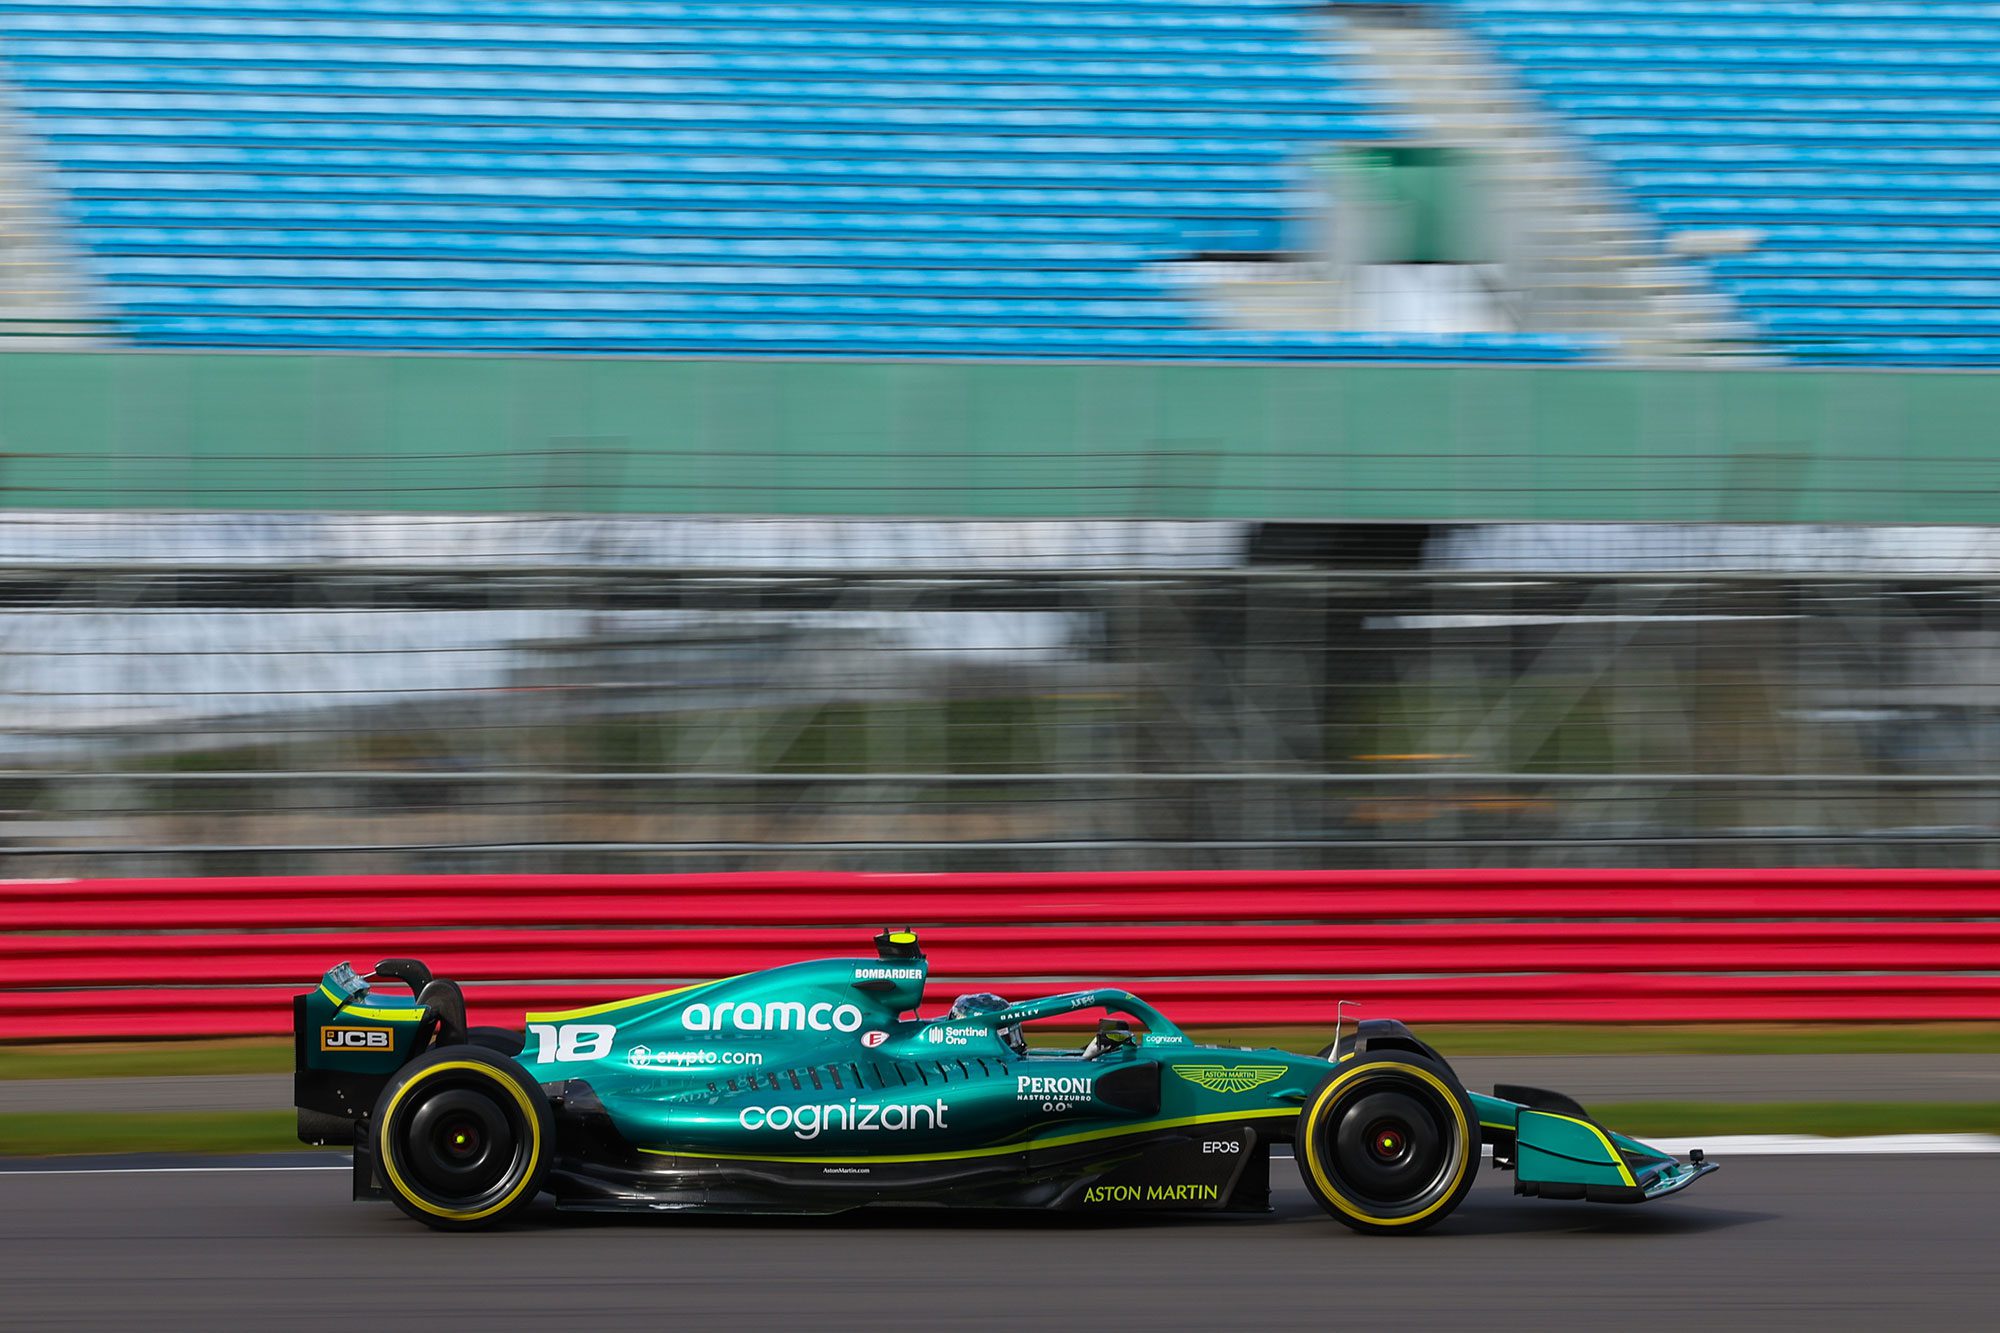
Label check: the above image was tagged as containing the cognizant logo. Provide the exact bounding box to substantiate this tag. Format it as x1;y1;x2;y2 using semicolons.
682;1000;865;1033
739;1099;949;1141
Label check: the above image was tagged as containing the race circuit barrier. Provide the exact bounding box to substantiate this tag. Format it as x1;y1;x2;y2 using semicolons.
7;869;2000;1040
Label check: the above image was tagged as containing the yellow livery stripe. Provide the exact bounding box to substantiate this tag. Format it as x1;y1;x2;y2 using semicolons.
525;976;741;1024
1537;1112;1638;1188
637;1107;1299;1167
318;983;425;1023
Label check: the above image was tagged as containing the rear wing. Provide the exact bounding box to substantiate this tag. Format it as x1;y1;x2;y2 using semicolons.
293;959;462;1144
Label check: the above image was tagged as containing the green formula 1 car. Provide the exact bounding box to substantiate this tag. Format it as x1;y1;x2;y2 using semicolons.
294;929;1716;1231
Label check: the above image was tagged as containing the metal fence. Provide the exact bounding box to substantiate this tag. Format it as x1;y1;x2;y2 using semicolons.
3;516;1996;874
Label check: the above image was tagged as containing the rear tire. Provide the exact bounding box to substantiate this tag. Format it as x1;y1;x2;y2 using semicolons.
1296;1053;1479;1234
370;1045;552;1231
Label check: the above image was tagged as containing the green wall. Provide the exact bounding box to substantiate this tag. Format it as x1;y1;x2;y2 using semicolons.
0;353;1993;523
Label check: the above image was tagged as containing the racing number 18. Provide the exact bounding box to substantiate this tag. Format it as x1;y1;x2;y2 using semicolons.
527;1022;615;1063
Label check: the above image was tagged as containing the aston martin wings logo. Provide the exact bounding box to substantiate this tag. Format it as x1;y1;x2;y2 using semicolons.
1172;1064;1288;1094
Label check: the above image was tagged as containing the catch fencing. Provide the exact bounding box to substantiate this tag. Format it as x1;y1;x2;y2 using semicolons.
4;552;2000;875
8;868;2000;1040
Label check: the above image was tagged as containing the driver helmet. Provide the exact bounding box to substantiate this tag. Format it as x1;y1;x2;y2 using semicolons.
947;991;1026;1057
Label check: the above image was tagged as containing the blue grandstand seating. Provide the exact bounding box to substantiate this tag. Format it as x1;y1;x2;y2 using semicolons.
0;0;1610;359
1449;0;2000;363
11;0;1989;363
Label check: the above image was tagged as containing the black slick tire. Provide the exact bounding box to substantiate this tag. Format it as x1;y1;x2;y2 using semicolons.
369;1045;552;1231
1296;1052;1479;1234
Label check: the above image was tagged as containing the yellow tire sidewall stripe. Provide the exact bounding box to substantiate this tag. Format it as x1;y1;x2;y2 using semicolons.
1300;1061;1471;1227
379;1061;544;1222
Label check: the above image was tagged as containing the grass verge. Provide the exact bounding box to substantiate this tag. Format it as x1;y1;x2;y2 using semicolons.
2;1103;1996;1158
0;1039;291;1081
0;1111;309;1157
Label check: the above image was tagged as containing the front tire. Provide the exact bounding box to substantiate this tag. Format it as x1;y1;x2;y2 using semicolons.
370;1046;552;1231
1296;1053;1479;1234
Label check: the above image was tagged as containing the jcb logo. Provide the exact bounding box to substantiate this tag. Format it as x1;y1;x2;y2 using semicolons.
321;1026;392;1052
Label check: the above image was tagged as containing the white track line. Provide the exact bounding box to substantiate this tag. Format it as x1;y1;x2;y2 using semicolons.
1279;1134;2000;1158
0;1164;349;1176
7;1134;2000;1176
1642;1134;2000;1156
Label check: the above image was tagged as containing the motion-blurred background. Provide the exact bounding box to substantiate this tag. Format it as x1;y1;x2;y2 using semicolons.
0;0;1997;876
3;1;2000;1080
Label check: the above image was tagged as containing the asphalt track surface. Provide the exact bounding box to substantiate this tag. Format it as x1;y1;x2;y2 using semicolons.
2;1154;1994;1330
9;1054;2000;1113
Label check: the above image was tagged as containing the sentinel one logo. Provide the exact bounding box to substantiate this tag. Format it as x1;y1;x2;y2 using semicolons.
739;1099;949;1141
683;1000;865;1033
320;1026;391;1051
